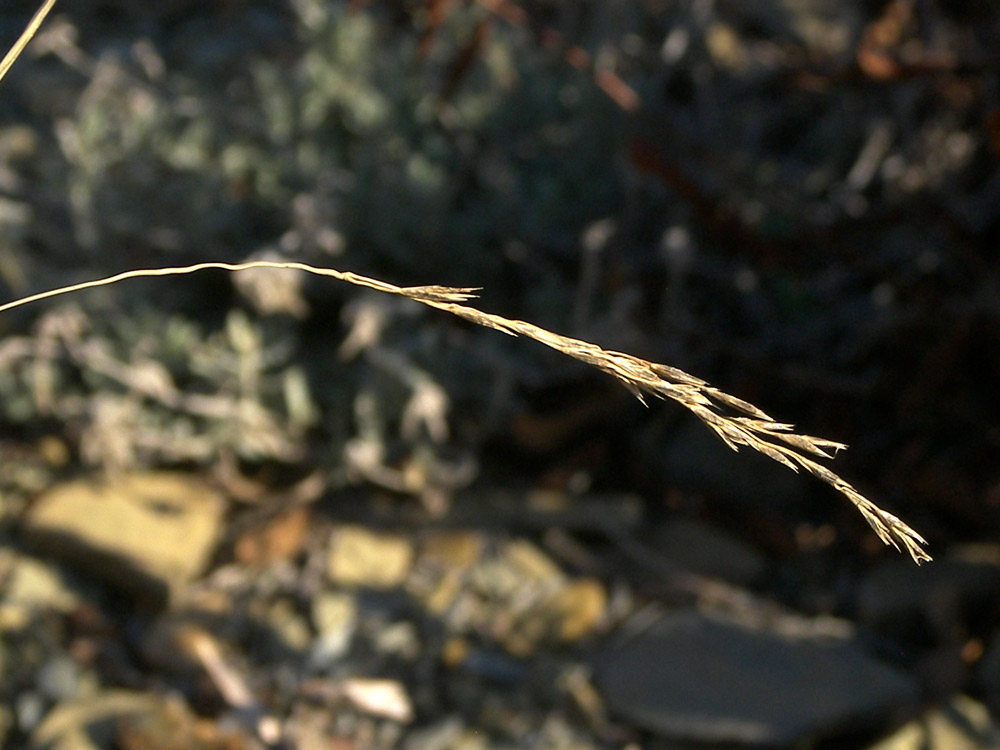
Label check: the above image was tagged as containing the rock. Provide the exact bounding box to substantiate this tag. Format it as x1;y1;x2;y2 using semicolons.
552;578;607;642
409;531;484;616
260;597;310;653
858;553;1000;642
116;692;256;750
868;695;1000;750
495;543;607;649
401;717;489;750
32;690;160;750
594;609;917;746
418;532;484;571
372;621;420;659
23;473;226;607
651;518;768;585
504;539;564;582
233;505;311;566
326;525;413;589
36;654;82;703
341;678;413;723
412;536;607;656
482;541;567;656
16;691;46;735
283;705;356;750
140;617;211;681
310;591;358;666
0;551;80;623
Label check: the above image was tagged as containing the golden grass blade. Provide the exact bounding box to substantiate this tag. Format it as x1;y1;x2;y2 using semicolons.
0;0;57;86
0;260;931;563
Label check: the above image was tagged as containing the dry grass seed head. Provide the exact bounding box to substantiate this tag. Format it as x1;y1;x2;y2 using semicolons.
0;261;930;564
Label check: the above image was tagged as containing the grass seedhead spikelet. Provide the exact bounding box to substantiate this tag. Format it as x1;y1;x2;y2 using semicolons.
1;260;930;563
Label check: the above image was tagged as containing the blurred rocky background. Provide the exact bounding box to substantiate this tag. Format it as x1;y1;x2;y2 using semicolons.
0;0;999;748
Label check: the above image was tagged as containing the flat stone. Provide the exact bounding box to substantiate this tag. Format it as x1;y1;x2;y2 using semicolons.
23;473;226;607
326;525;413;589
594;609;917;746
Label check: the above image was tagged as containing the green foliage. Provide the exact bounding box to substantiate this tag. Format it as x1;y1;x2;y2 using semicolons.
53;0;623;278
